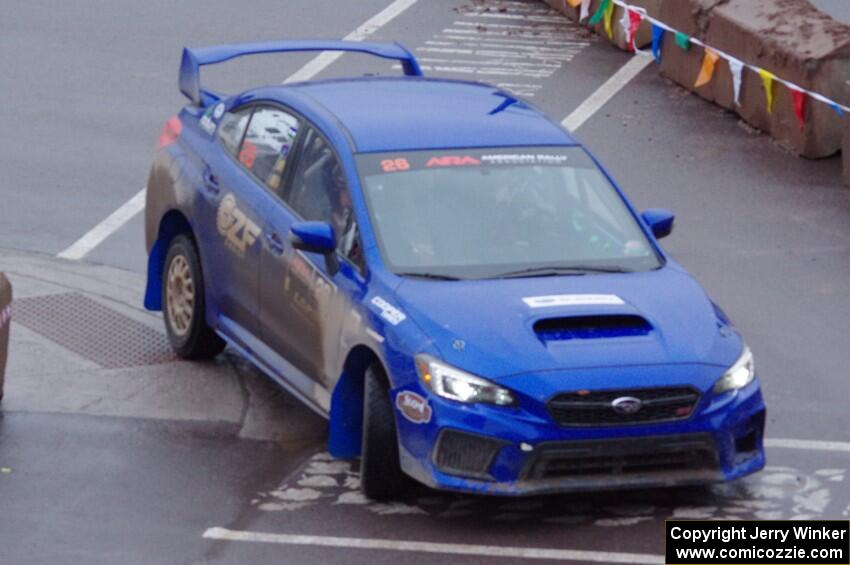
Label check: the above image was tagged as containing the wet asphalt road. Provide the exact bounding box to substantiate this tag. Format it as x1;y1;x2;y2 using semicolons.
2;0;850;564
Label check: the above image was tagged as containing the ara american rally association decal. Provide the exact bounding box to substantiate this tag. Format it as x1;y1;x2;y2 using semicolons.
395;391;432;424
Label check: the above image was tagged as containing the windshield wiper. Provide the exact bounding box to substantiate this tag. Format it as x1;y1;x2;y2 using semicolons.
396;272;462;281
492;265;633;279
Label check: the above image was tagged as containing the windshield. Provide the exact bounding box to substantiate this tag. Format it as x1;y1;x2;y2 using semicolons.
356;147;662;280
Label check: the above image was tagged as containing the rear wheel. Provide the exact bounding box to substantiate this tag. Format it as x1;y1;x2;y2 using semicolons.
162;234;225;359
360;364;409;500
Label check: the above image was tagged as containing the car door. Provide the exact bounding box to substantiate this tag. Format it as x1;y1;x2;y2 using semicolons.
196;105;287;343
260;125;367;388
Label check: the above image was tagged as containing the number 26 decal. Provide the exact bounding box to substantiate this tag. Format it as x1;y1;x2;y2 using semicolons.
380;158;410;173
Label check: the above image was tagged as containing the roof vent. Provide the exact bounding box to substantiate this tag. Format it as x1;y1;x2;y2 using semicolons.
533;315;651;341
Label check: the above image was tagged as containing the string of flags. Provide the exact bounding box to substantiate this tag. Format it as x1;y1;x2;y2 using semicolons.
564;0;850;130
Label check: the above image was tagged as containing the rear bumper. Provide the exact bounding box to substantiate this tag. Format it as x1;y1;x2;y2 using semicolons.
396;378;766;496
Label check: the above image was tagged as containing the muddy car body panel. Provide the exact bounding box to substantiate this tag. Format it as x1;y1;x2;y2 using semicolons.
144;41;765;495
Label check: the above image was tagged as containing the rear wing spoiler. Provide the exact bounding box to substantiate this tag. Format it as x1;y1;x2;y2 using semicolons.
179;40;423;106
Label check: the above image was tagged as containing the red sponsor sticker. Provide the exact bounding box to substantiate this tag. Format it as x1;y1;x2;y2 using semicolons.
395;391;432;424
425;156;481;168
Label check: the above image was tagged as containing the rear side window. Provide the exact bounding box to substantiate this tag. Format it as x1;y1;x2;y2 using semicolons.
217;108;251;156
241;107;300;192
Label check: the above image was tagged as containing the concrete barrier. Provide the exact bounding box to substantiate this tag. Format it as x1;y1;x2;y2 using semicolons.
0;274;10;401
544;0;850;159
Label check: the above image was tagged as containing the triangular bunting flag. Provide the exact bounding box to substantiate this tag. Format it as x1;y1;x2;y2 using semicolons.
694;49;719;88
728;58;744;106
603;0;615;39
758;69;775;113
831;102;845;117
627;10;642;51
619;6;631;39
791;89;807;130
588;0;610;25
651;24;665;63
674;32;691;50
566;0;582;8
580;0;592;21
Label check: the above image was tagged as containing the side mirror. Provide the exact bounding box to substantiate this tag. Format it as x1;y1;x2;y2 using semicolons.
641;208;675;239
290;221;339;275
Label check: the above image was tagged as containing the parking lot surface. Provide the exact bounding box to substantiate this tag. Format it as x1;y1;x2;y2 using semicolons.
1;1;849;563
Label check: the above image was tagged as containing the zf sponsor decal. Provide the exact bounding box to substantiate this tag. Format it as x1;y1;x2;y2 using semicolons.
217;193;261;257
522;294;625;308
395;391;432;424
371;296;406;325
0;304;10;328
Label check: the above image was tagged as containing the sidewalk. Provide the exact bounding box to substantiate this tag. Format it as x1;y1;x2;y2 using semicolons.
0;249;324;447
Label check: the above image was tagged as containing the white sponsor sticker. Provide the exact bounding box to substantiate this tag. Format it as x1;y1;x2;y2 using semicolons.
522;294;625;308
371;296;406;326
199;113;216;135
212;103;225;119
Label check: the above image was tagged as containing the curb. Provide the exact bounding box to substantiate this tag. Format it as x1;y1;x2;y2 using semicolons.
0;249;324;444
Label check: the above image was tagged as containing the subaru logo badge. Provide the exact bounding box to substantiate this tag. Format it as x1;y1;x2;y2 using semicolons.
611;396;642;415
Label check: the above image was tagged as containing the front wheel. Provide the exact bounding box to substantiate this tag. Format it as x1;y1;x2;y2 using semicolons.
162;234;225;360
360;365;410;500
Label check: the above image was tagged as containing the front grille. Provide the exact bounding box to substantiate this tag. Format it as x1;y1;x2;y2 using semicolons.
548;387;700;427
433;430;506;479
523;434;718;480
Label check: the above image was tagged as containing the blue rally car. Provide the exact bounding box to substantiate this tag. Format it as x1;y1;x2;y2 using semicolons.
144;40;765;500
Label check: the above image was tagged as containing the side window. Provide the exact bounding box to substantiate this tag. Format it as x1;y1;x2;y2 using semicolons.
217;108;251;156
286;128;364;271
240;107;300;193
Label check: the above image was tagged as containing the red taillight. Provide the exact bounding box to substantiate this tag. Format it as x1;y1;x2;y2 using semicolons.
156;116;182;149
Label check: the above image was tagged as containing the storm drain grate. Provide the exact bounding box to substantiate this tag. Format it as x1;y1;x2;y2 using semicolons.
13;292;176;368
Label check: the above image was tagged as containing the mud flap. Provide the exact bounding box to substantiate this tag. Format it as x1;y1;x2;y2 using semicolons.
327;371;365;458
144;238;167;311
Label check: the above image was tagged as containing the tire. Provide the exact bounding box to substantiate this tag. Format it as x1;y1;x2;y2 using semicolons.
360;365;409;501
162;234;225;360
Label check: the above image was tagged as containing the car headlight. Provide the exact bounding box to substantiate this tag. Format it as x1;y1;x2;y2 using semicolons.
713;346;755;394
415;355;515;406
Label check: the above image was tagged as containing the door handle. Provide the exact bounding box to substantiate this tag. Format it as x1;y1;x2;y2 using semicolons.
202;165;220;195
264;231;285;255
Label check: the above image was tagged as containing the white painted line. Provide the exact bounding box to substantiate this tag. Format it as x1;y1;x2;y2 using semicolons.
57;188;146;260
59;0;419;261
766;438;850;453
284;0;419;84
561;54;653;132
203;528;662;564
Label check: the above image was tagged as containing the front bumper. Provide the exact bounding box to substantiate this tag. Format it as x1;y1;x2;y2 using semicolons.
395;378;765;496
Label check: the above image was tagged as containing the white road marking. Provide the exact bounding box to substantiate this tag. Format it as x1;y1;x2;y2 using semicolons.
283;0;419;84
767;438;850;453
57;188;146;260
561;54;653;132
58;0;420;261
411;1;587;98
203;528;663;564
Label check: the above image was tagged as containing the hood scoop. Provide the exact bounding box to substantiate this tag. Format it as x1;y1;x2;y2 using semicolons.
533;315;652;342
